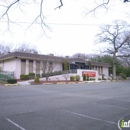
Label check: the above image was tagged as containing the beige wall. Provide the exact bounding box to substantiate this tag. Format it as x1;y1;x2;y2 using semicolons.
102;67;109;78
0;58;21;79
1;59;16;72
15;59;21;79
53;62;62;72
0;61;4;70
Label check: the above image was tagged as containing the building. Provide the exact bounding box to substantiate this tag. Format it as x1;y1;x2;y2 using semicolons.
0;52;111;79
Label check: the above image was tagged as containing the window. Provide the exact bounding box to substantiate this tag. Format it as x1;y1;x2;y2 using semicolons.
29;60;33;63
21;59;26;62
36;61;40;63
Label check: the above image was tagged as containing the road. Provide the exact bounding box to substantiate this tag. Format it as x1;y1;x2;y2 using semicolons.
0;81;130;130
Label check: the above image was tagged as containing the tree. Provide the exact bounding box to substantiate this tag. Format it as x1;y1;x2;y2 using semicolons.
0;42;39;55
96;20;130;79
63;59;69;72
72;53;97;61
14;43;39;54
0;42;13;56
39;55;62;81
62;59;69;81
0;0;129;33
91;54;130;77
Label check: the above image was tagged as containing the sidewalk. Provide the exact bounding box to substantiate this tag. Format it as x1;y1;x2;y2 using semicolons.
17;80;30;85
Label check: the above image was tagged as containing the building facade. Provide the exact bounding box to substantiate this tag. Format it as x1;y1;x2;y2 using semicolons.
0;52;111;79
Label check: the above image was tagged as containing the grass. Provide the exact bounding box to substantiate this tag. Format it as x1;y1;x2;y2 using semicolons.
0;80;7;85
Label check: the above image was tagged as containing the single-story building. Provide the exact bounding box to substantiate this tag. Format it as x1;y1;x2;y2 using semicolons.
0;52;111;79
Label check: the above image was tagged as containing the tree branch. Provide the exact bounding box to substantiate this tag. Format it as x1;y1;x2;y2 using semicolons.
26;0;51;36
0;0;20;20
54;0;63;10
85;0;110;16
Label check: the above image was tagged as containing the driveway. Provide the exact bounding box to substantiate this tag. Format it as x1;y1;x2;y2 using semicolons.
0;81;130;130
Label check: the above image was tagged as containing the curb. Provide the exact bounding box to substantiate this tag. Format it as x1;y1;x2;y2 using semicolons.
4;84;19;86
43;83;54;85
77;82;84;84
43;82;85;85
57;82;66;84
84;81;101;83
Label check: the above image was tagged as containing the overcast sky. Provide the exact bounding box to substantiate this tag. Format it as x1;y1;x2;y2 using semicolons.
0;0;130;56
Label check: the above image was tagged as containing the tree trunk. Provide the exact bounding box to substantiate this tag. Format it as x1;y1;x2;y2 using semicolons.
113;53;117;80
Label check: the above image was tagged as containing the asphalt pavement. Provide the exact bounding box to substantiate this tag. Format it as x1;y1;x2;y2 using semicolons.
0;81;130;130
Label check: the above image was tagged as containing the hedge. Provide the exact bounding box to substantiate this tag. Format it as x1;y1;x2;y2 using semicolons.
7;79;17;84
20;74;29;80
29;73;35;78
42;71;66;77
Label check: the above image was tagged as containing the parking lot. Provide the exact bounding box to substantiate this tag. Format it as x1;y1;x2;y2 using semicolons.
0;81;130;130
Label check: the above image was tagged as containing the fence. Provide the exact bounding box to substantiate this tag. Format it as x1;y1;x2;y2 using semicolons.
0;71;14;81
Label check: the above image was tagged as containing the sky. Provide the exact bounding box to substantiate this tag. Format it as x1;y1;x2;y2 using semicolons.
0;0;130;56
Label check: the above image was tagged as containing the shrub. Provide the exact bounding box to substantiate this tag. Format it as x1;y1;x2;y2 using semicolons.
20;74;25;80
36;74;40;78
42;71;65;78
75;75;80;81
25;75;29;80
7;79;17;84
83;74;86;81
98;78;101;80
34;77;39;82
87;74;89;81
119;73;127;80
20;74;29;80
70;75;75;81
90;78;95;81
29;73;35;78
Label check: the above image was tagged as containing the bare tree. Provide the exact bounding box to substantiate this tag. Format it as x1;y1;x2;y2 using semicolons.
118;45;130;66
14;43;39;54
0;42;39;55
62;73;70;81
0;42;13;55
0;0;129;33
96;20;130;79
39;55;62;81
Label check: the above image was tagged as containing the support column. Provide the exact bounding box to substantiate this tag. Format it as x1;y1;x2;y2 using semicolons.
26;60;29;75
40;61;43;75
33;60;36;74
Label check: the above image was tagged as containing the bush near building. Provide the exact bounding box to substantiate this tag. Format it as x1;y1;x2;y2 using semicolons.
87;74;89;81
70;75;75;81
7;79;17;84
98;78;101;80
42;71;66;77
75;75;80;81
83;74;86;81
20;74;29;80
34;77;39;82
119;73;127;80
29;73;35;78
